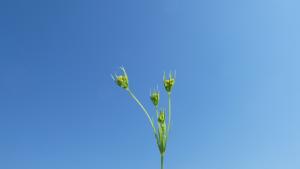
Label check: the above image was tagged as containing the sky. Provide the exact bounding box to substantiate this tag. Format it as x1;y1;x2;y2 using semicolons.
1;0;300;169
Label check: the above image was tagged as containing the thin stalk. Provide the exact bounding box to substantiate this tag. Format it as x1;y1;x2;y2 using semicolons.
161;154;164;169
127;89;157;136
155;105;159;133
167;92;171;133
155;105;159;119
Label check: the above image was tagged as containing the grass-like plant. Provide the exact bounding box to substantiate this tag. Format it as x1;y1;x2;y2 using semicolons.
112;67;175;169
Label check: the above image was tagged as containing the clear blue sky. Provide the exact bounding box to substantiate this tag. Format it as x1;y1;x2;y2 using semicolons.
1;0;300;169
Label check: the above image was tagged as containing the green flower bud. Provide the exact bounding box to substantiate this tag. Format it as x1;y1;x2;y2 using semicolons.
150;90;160;106
163;72;175;93
158;110;167;154
158;111;165;124
116;75;128;89
111;67;129;89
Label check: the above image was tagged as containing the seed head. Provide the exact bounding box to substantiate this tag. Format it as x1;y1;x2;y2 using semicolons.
163;71;175;93
150;90;160;106
158;110;166;124
111;67;129;89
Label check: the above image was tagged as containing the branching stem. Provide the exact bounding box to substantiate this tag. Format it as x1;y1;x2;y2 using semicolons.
127;89;157;136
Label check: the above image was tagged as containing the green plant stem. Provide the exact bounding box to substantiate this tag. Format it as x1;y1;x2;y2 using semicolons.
161;154;164;169
127;89;157;136
167;92;171;133
155;105;159;119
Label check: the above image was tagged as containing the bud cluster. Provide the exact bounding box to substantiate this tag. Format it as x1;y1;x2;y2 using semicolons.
163;72;175;93
158;111;165;124
158;110;167;154
150;90;160;107
111;67;129;89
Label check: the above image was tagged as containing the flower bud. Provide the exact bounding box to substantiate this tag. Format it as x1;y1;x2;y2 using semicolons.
158;110;167;154
158;111;165;124
163;72;175;93
150;90;160;106
111;67;129;89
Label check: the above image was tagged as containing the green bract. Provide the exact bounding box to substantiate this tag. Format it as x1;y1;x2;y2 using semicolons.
112;67;175;169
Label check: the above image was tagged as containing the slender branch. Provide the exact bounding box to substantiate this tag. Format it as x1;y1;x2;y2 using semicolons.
127;89;157;136
167;92;171;133
155;105;159;119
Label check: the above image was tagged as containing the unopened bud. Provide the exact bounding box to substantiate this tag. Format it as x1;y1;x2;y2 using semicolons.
163;72;175;93
158;111;166;124
111;67;129;89
150;90;160;106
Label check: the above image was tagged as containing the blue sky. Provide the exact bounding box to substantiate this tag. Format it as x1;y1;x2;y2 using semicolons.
1;0;300;169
